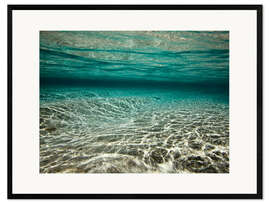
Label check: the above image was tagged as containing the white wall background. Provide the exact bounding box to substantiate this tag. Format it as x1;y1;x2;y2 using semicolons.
0;0;267;202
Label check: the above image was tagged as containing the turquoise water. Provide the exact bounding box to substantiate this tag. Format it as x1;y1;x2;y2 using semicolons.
40;31;229;173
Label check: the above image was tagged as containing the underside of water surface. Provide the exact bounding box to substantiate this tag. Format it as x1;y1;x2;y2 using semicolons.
40;31;229;173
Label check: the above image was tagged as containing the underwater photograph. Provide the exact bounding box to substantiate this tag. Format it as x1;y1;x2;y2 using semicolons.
40;31;229;173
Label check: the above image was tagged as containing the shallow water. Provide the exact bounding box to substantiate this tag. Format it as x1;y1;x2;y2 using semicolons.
40;31;229;173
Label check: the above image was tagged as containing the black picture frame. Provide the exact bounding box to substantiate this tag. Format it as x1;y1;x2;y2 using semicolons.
7;4;263;199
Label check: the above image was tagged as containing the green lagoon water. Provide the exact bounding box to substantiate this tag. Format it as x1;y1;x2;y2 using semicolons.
40;31;229;173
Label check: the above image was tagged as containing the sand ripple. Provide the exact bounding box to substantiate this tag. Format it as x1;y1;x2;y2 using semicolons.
40;93;229;173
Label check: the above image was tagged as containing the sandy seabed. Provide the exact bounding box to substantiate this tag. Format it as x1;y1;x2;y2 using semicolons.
40;88;229;173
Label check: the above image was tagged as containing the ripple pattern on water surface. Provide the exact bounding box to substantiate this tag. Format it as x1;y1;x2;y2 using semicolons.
40;90;229;173
40;31;229;85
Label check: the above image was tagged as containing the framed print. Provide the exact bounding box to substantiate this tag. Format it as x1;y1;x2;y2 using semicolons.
7;5;263;199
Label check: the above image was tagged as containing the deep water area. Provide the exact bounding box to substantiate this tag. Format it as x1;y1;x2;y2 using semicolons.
40;31;229;173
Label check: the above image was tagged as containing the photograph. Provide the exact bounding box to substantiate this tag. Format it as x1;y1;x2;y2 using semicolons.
7;4;263;199
39;31;230;174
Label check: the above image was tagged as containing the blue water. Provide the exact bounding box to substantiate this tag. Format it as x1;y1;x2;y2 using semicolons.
40;31;229;173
